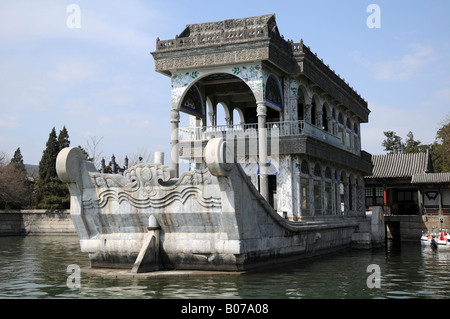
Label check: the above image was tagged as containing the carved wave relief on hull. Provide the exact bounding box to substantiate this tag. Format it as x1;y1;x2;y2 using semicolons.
89;163;222;211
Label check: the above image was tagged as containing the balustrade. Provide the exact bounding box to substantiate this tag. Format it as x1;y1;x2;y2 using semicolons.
178;120;359;155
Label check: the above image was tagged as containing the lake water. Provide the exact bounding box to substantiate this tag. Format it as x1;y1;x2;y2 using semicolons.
1;235;450;300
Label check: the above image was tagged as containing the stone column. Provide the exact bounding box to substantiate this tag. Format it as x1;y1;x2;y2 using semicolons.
257;102;269;202
170;109;180;178
305;103;312;124
309;178;315;216
293;168;300;220
327;116;333;134
343;179;349;216
208;111;214;127
351;180;357;216
155;152;164;165
317;109;323;129
289;84;299;135
357;180;365;215
331;180;336;215
321;177;326;216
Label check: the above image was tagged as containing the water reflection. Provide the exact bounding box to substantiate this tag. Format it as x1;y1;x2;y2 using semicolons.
1;236;450;299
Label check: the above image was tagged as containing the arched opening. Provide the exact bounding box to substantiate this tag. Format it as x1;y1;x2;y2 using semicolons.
265;75;283;110
297;86;306;121
233;108;244;126
313;163;322;215
339;171;347;215
337;112;345;144
311;101;316;126
216;102;229;127
324;166;332;215
178;73;257;129
322;104;329;132
353;122;359;135
345;118;352;148
300;159;309;174
299;159;310;217
338;112;344;125
348;175;354;212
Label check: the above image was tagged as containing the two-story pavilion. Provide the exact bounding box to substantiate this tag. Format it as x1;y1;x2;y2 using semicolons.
151;14;372;221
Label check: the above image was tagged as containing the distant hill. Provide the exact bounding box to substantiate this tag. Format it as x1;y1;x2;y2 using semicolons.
25;164;39;178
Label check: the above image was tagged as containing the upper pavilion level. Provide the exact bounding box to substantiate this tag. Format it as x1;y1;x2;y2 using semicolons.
151;14;371;177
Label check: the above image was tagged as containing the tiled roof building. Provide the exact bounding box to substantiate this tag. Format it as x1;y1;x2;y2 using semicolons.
365;151;450;216
411;172;450;184
369;153;432;179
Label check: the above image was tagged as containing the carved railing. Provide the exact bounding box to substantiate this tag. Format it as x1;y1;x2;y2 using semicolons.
178;120;359;155
156;25;269;51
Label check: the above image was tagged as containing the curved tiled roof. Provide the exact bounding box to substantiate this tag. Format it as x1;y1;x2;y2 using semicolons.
367;153;431;178
411;172;450;184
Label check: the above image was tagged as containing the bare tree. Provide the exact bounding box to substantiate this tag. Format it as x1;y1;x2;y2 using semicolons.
85;136;104;169
128;147;154;167
0;151;7;166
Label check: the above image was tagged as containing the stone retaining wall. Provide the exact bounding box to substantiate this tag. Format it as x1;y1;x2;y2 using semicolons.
384;215;450;241
0;210;76;236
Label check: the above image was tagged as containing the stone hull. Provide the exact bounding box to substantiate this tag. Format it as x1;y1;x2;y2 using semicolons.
56;140;365;272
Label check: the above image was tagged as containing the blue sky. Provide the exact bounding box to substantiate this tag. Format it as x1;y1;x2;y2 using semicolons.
1;0;449;166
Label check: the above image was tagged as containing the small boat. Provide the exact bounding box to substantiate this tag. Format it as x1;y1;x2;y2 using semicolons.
421;233;434;246
435;231;450;249
421;230;450;249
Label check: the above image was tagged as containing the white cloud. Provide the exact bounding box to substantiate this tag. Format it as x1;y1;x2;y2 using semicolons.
49;58;100;85
0;1;66;40
353;43;435;81
423;88;450;107
0;115;20;129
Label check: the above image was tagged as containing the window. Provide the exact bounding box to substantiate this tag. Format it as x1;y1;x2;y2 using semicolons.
338;126;344;144
300;160;309;175
265;75;282;109
397;190;417;203
311;102;316;126
300;180;310;216
365;187;384;207
375;187;383;197
314;180;322;215
325;183;332;215
345;131;351;148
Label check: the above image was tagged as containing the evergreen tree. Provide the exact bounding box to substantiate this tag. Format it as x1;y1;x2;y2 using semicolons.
404;131;432;154
0;149;32;209
404;131;421;153
10;147;25;171
34;127;71;210
432;118;450;173
382;130;432;154
382;131;403;153
58;126;70;151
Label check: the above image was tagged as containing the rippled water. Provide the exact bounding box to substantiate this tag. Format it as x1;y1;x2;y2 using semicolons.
1;236;450;299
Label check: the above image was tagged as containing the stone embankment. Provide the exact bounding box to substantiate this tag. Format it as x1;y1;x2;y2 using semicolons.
0;210;76;236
